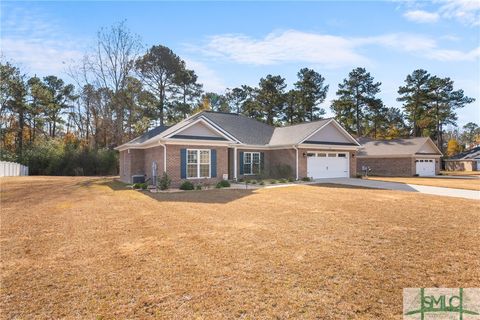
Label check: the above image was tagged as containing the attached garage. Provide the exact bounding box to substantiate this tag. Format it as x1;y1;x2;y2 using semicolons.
356;137;442;177
415;159;436;176
307;152;349;178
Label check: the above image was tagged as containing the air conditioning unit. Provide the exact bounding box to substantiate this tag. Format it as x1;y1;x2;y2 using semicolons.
131;175;145;184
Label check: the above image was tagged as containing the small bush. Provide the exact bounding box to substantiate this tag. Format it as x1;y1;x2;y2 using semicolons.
216;180;231;188
195;184;202;190
270;179;277;184
245;179;250;184
132;183;147;190
180;181;195;190
158;172;171;190
413;174;419;177
355;173;362;178
250;180;257;184
301;177;311;182
237;178;244;183
288;177;295;182
259;181;265;185
278;178;287;183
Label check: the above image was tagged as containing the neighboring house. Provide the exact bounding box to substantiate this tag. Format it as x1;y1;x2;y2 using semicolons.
115;111;361;186
444;146;480;171
356;137;442;177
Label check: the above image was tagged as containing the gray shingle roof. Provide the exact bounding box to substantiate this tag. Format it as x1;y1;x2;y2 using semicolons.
269;119;331;145
449;146;480;160
357;137;441;156
201;112;274;145
128;125;170;144
120;111;354;147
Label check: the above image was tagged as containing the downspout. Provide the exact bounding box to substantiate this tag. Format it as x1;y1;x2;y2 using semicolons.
158;142;167;173
293;145;299;180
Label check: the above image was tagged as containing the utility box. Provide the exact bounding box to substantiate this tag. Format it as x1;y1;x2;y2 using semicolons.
131;175;145;184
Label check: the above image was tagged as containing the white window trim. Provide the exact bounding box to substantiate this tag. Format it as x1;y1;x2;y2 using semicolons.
243;152;261;175
186;149;211;179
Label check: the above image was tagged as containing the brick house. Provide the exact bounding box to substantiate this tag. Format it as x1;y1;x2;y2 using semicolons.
115;111;361;186
356;137;443;177
443;146;480;171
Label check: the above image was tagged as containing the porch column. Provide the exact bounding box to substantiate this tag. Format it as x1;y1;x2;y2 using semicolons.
234;147;237;180
295;146;299;180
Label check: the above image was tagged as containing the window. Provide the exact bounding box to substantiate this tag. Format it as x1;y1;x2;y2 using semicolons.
243;152;261;175
317;153;327;157
327;153;336;157
338;153;347;157
187;149;210;178
307;153;316;157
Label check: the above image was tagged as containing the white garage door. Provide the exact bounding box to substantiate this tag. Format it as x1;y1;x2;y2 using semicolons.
307;152;349;179
415;159;435;176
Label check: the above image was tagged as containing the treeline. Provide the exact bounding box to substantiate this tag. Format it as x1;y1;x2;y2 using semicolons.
1;22;478;175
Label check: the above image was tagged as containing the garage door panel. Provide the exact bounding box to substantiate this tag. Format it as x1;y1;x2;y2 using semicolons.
415;159;435;176
307;153;349;178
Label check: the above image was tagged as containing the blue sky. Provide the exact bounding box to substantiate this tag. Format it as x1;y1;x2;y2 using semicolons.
1;1;479;128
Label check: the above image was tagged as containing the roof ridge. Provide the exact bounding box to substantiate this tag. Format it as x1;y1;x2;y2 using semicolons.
277;117;333;129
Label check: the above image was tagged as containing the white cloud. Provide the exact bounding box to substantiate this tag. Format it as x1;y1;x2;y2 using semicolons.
403;10;440;23
202;30;368;67
184;59;227;92
439;0;480;26
193;30;475;67
0;4;87;76
426;46;480;61
401;0;480;26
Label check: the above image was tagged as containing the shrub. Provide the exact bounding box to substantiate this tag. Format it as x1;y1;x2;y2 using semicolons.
216;180;231;188
238;178;244;183
270;179;277;184
158;172;171;190
180;181;195;190
355;173;362;178
133;182;147;190
195;184;202;190
301;177;311;182
259;180;265;185
270;164;293;179
278;178;287;183
288;177;295;182
250;180;257;184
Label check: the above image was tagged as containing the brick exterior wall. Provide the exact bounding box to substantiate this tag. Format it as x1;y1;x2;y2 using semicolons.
119;149;145;183
144;146;164;181
357;157;440;176
232;148;357;180
165;144;229;188
444;160;476;171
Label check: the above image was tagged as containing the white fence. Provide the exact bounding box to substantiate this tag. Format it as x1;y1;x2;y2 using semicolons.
0;161;29;177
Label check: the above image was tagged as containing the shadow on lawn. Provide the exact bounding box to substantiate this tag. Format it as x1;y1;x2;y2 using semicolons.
142;188;256;204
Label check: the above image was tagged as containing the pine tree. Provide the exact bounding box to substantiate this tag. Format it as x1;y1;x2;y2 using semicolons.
294;68;328;121
331;67;382;136
397;69;431;137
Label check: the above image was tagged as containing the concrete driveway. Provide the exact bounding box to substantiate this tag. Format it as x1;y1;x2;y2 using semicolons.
315;178;480;200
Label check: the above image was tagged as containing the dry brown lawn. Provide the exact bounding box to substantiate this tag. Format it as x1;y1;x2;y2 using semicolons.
367;176;480;191
1;176;479;319
441;170;480;176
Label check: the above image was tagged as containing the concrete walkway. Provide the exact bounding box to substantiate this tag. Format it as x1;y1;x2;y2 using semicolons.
315;178;480;200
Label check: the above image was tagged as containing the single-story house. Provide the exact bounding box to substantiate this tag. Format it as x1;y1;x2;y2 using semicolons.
115;111;361;186
443;146;480;171
356;137;442;177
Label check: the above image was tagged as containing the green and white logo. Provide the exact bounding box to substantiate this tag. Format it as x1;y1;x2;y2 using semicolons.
404;288;480;319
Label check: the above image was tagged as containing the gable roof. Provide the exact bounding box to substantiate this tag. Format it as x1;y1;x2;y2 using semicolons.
202;112;275;145
116;111;360;149
357;137;442;157
128;125;170;144
448;146;480;160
